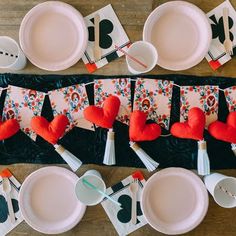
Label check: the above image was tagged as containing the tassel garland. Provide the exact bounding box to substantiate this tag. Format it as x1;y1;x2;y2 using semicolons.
54;144;82;172
231;144;236;156
130;141;159;172
103;129;116;165
197;140;210;176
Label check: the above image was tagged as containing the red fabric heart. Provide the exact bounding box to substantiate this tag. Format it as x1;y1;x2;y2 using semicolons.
0;119;19;140
129;110;161;142
208;112;236;143
171;107;205;141
83;95;120;129
31;115;69;145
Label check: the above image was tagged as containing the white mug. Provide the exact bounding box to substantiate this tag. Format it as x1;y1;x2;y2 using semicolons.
75;169;106;206
204;173;236;208
0;36;27;70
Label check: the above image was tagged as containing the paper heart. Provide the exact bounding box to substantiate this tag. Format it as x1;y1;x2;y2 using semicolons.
129;110;161;142
0;119;20;140
209;111;236;143
171;107;205;141
31;115;69;145
83;96;120;129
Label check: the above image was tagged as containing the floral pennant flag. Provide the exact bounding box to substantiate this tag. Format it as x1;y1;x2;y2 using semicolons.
224;86;236;111
2;85;45;140
133;78;174;129
49;84;94;131
94;78;132;125
180;85;219;127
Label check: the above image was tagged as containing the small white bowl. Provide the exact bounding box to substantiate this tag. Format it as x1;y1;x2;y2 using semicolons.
126;41;158;74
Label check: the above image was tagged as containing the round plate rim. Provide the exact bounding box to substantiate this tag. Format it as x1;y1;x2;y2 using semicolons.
19;1;88;71
19;166;86;234
141;167;209;235
143;0;212;71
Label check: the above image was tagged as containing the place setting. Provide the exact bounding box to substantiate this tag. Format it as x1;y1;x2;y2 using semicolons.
1;0;236;236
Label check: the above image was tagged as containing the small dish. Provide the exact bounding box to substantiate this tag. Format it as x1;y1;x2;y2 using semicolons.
141;168;208;235
19;166;86;234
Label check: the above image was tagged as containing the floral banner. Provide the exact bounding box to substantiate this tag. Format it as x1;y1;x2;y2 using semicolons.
49;84;94;131
2;86;45;140
224;86;236;112
180;85;219;127
133;78;174;129
94;78;132;125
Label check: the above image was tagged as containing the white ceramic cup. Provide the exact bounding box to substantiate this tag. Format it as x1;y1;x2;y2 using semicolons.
204;173;236;208
126;41;158;74
0;36;27;70
75;169;106;206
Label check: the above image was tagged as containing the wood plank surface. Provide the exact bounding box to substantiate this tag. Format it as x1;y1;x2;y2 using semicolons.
0;0;235;235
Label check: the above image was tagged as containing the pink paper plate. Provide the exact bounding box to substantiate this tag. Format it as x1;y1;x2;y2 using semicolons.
141;168;208;235
19;1;88;71
143;1;211;71
19;166;86;234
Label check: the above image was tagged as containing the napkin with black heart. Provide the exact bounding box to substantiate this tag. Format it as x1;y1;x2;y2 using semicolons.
0;169;23;236
205;0;236;70
82;4;130;73
101;171;146;236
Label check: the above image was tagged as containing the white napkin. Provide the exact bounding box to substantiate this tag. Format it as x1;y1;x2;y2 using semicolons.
101;171;147;236
0;169;23;236
205;0;236;70
82;4;130;73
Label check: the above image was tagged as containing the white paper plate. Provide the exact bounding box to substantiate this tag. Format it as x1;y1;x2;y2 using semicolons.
143;1;211;71
141;168;209;235
19;166;86;234
19;1;88;71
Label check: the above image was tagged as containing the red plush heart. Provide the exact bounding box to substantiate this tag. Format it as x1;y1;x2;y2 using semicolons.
0;119;20;140
171;107;205;141
129;110;161;141
31;115;69;145
83;95;120;129
209;112;236;143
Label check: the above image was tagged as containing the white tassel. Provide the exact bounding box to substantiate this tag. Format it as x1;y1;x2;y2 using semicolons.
103;129;116;165
129;141;159;172
197;140;210;176
231;143;236;156
54;144;82;172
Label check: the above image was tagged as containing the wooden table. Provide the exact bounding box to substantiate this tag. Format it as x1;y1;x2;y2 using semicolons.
0;0;236;235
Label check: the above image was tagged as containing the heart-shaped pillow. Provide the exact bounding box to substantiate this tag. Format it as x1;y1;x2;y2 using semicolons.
0;119;19;140
129;110;161;142
83;95;120;129
31;115;69;145
209;111;236;143
171;107;205;141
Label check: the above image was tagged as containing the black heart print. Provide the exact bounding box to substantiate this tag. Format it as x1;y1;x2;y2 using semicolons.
210;14;234;44
88;18;114;49
0;195;19;223
117;194;142;224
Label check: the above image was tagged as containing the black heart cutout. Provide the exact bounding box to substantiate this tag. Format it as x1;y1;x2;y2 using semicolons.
117;194;142;224
0;194;19;223
210;14;234;44
88;18;114;49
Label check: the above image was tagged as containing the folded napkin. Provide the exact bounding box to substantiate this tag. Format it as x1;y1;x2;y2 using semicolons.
205;0;236;70
101;171;147;236
0;169;23;236
82;4;130;73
